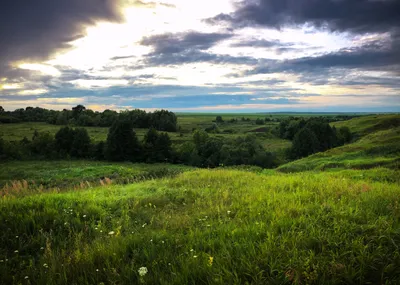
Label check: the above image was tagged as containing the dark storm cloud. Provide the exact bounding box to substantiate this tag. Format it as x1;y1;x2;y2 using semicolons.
246;36;400;76
0;0;123;77
143;49;258;66
206;0;400;33
140;31;233;54
139;31;257;66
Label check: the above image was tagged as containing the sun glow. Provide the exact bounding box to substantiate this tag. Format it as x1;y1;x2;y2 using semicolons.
18;63;61;76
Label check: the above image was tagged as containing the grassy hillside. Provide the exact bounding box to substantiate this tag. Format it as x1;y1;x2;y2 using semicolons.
278;115;400;172
332;114;400;137
1;169;400;284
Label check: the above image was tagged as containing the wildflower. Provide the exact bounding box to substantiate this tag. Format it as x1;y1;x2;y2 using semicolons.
0;260;3;262
24;276;29;279
208;256;214;266
100;230;103;233
193;255;198;258
16;235;19;238
227;211;231;214
190;249;194;252
40;247;44;250
95;227;98;230
96;269;99;272
83;215;87;218
108;231;115;235
162;241;165;244
43;263;48;268
142;223;147;228
14;250;19;253
138;267;148;277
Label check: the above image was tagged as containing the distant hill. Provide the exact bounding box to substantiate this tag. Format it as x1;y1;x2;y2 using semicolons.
278;114;400;172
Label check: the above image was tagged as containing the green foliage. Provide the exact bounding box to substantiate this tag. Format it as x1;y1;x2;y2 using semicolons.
105;120;141;162
291;128;320;158
30;131;55;158
70;128;91;158
255;118;264;125
143;128;172;163
55;127;75;155
215;115;224;123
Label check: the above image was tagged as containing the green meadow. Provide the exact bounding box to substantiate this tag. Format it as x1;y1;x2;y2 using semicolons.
1;113;400;284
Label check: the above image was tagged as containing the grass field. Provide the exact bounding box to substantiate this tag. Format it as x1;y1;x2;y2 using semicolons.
0;161;193;190
1;113;400;284
1;169;400;284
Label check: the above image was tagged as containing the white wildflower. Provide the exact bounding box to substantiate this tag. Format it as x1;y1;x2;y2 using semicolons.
24;276;29;279
83;215;87;218
138;267;148;277
108;231;115;235
14;250;18;253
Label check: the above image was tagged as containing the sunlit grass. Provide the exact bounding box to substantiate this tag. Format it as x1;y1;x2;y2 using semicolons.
1;169;400;284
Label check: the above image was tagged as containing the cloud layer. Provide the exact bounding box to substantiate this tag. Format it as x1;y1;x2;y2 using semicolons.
0;0;399;112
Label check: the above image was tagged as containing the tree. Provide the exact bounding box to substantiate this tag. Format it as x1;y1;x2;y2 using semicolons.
193;129;209;148
255;118;264;125
55;127;75;155
0;106;4;113
143;128;172;162
105;120;141;161
70;128;91;158
72;105;86;119
216;116;224;123
291;128;320;158
30;132;55;157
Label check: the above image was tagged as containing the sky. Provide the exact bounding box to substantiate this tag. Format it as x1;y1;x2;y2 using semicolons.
0;0;399;113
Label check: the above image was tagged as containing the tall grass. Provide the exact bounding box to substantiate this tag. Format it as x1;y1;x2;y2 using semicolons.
1;169;400;284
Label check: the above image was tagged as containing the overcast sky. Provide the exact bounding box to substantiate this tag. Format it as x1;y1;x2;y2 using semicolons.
0;0;399;112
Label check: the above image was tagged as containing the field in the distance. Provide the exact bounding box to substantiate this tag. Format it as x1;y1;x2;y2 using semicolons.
0;113;294;157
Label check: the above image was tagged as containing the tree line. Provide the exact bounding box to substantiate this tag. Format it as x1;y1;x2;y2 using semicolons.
0;119;278;168
0;105;178;132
